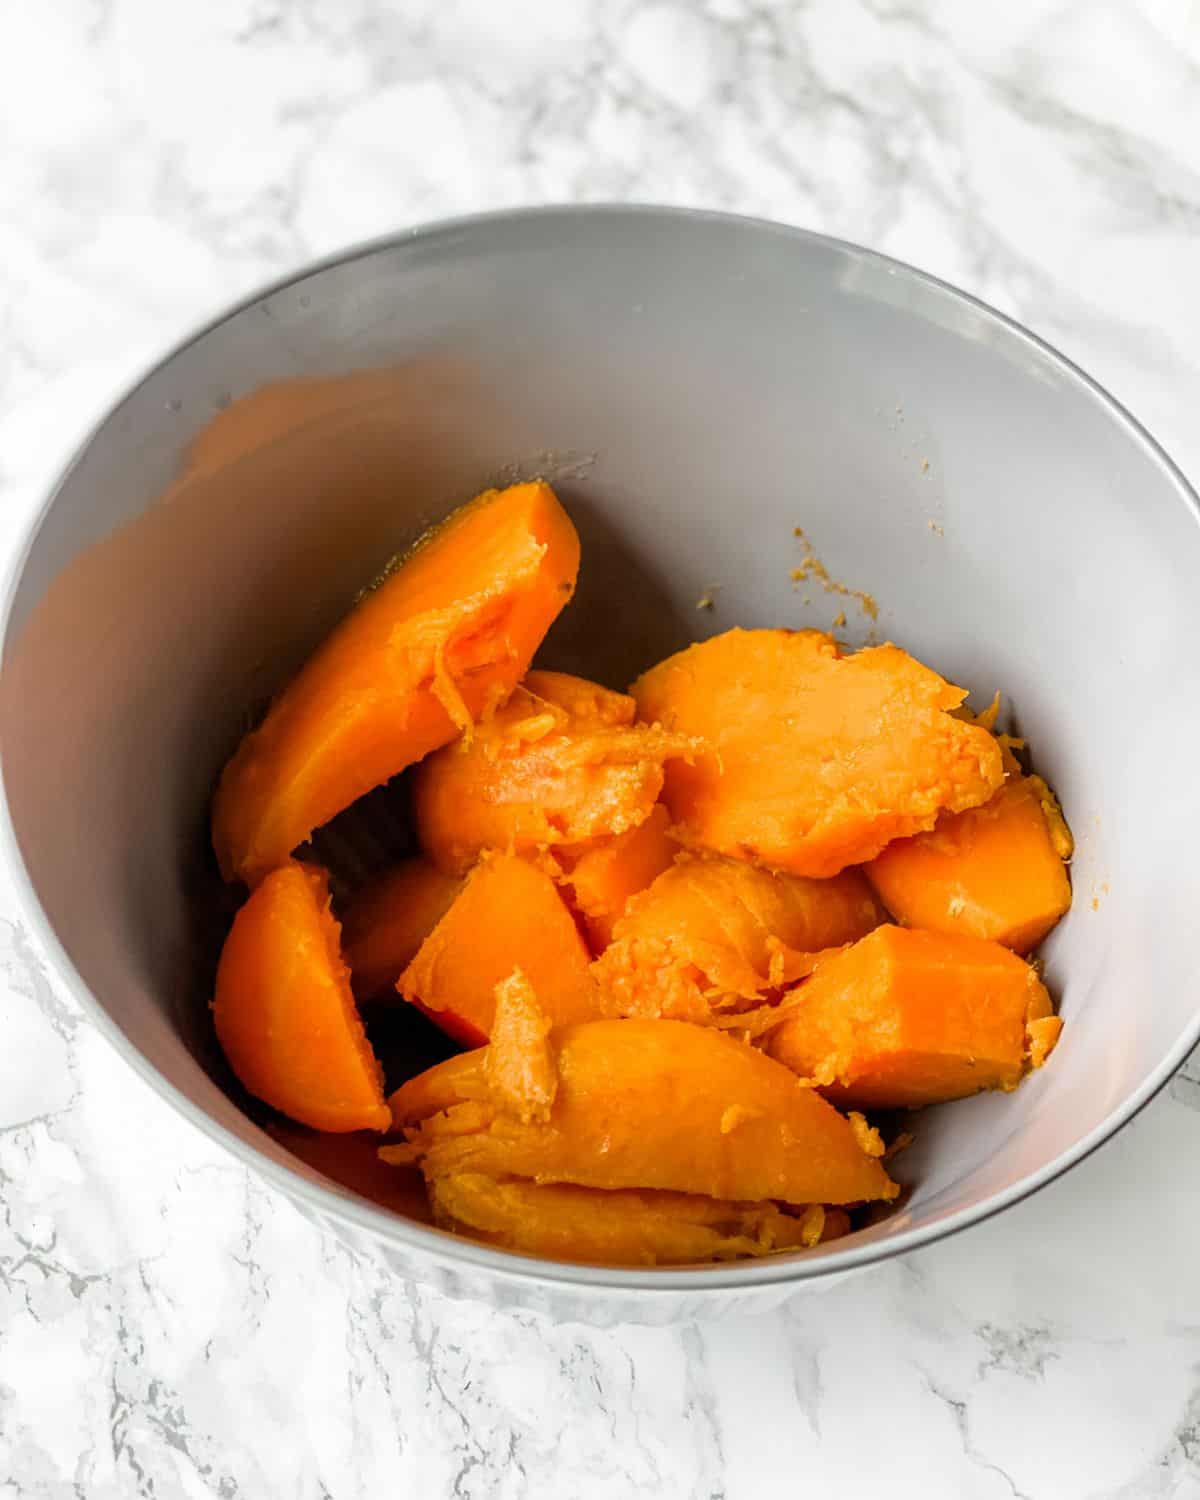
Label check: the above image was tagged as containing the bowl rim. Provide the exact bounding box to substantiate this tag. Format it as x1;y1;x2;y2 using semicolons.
4;201;1200;1298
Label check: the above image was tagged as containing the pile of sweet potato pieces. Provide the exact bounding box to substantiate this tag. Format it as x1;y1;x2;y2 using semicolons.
210;482;1070;1265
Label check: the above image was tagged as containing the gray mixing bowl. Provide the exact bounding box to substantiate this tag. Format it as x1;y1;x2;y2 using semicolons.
3;206;1199;1325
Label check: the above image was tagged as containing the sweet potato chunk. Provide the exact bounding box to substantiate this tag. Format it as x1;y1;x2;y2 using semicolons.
341;859;463;1000
484;969;558;1123
520;670;634;723
213;482;580;886
591;852;884;1023
397;852;601;1046
427;1174;845;1265
413;670;693;875
866;769;1073;954
386;1019;899;1206
561;803;677;952
632;628;1004;878
212;861;390;1132
765;925;1060;1108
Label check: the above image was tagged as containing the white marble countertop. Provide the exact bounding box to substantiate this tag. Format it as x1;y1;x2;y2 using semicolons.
4;2;1200;1495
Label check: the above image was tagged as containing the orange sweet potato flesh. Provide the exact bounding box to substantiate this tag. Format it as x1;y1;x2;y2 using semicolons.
522;670;633;722
484;969;559;1123
631;628;1004;878
866;768;1073;954
591;851;884;1023
765;925;1060;1109
385;1018;898;1206
212;482;580;886
212;861;390;1132
427;1173;846;1265
561;802;677;952
397;852;601;1046
341;858;463;1000
413;670;694;875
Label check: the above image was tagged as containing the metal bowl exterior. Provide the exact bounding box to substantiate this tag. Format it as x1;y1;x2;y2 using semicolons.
3;206;1199;1324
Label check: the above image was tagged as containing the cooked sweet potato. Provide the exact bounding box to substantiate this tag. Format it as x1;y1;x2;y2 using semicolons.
413;669;694;875
631;628;1004;878
519;670;634;723
385;1018;899;1206
397;852;601;1046
427;1173;847;1265
341;859;463;1000
213;482;580;886
591;852;884;1023
866;768;1073;954
212;861;390;1132
484;969;559;1124
765;925;1061;1108
561;802;677;952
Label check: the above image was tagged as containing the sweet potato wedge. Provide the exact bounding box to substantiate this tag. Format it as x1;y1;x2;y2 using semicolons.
397;852;601;1046
631;628;1004;878
341;859;463;1000
213;482;580;886
484;969;559;1124
413;670;693;874
591;852;884;1023
212;861;390;1132
765;925;1060;1108
385;1018;899;1206
560;802;678;952
427;1173;847;1265
866;769;1073;953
